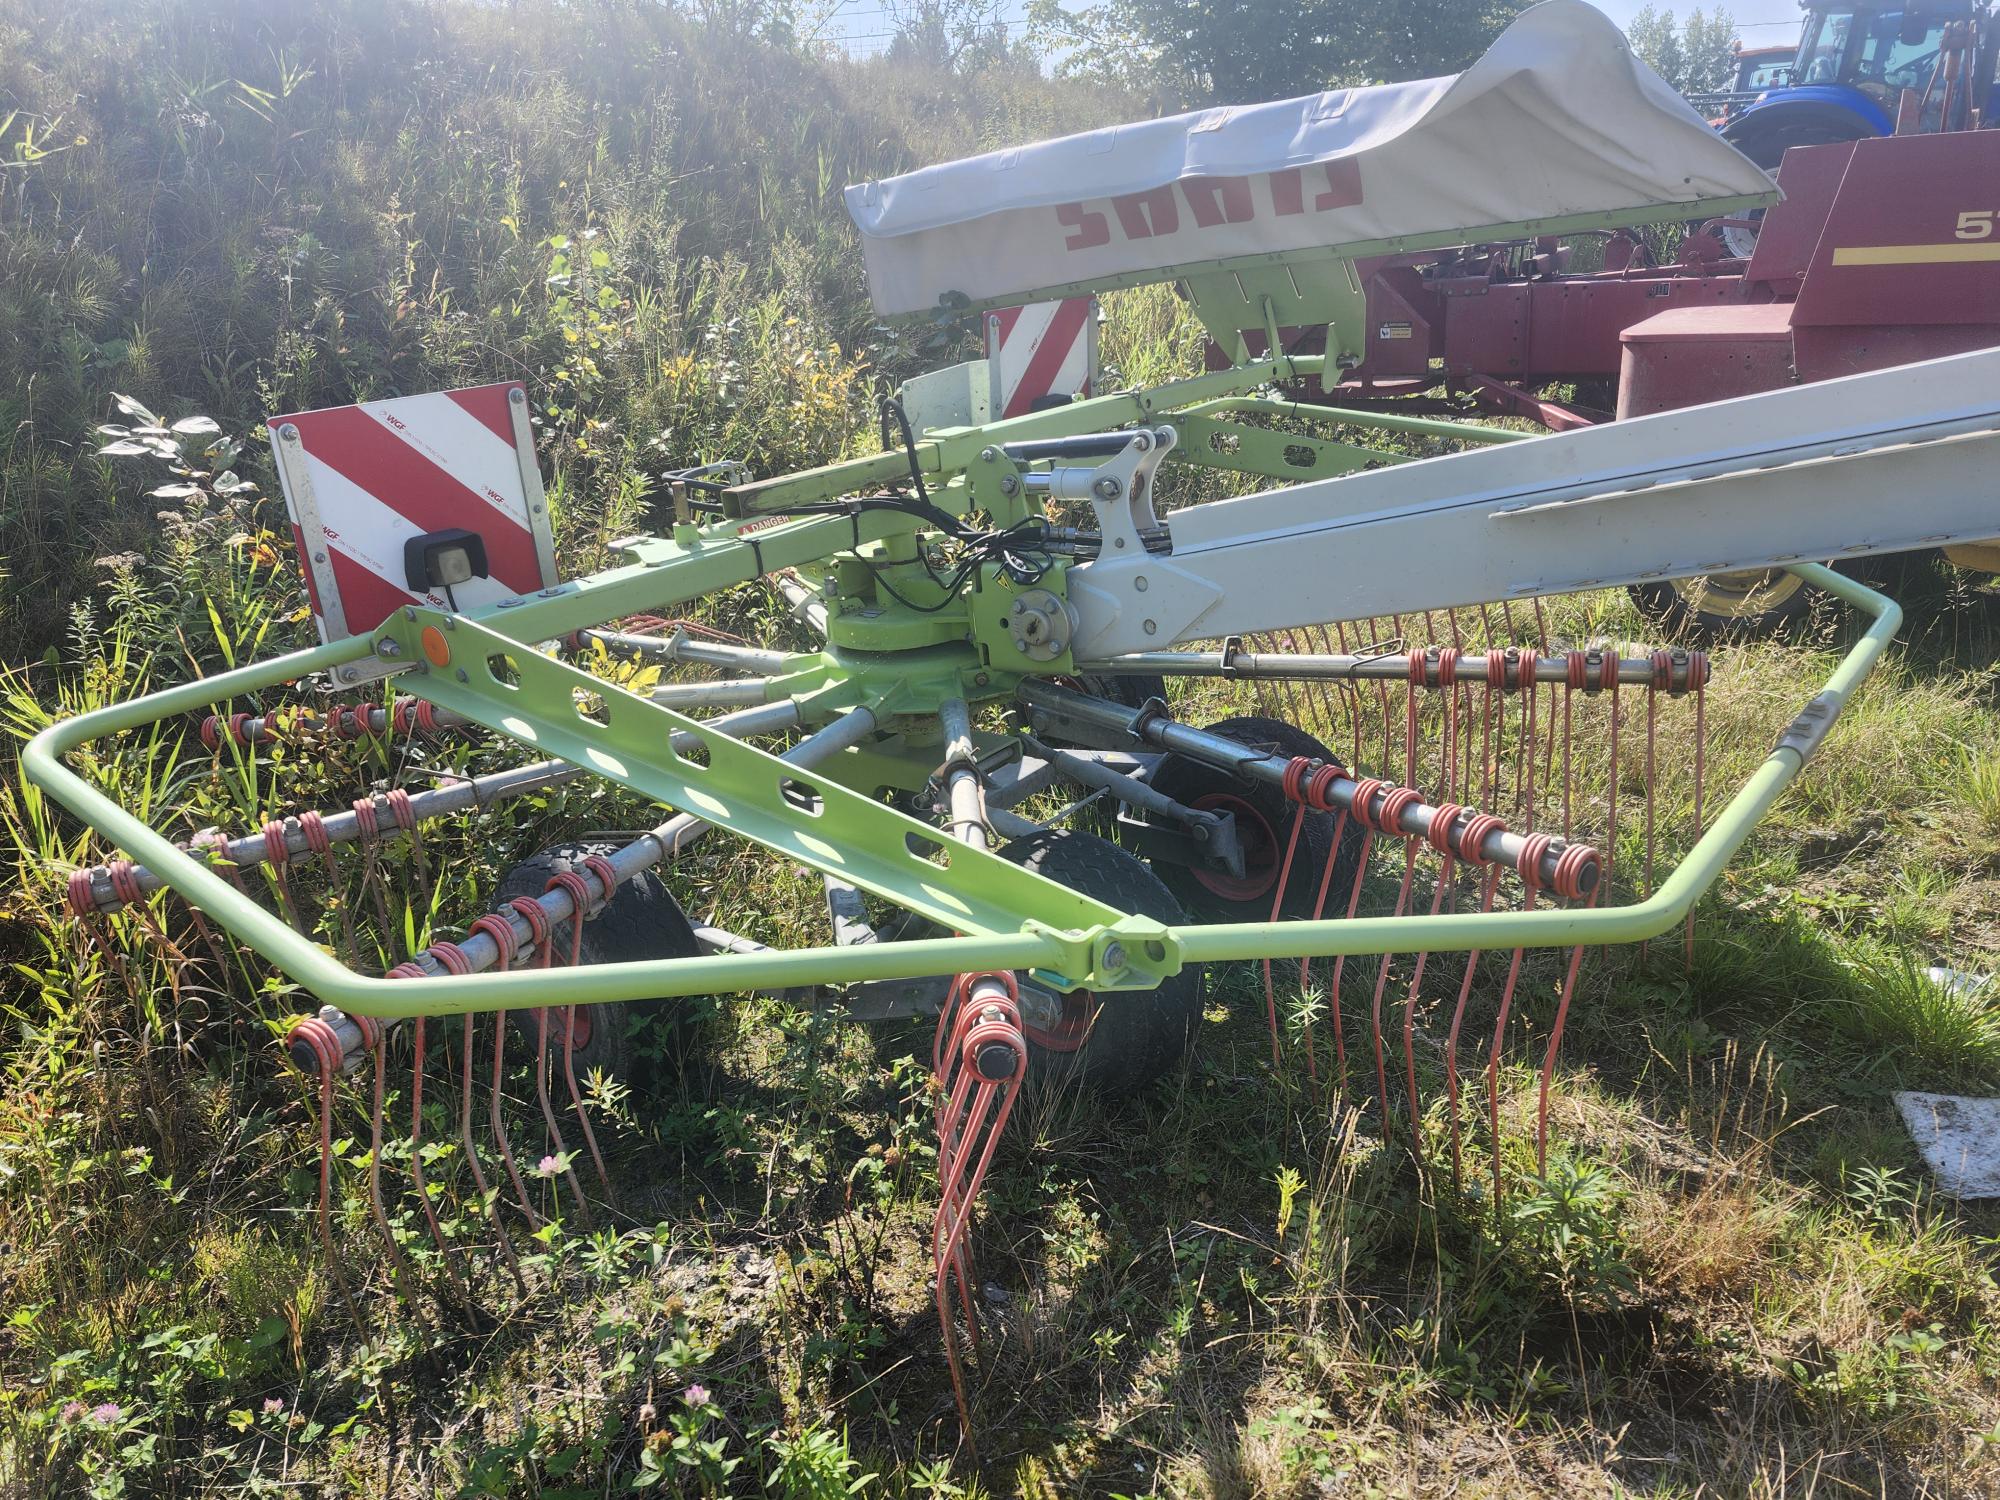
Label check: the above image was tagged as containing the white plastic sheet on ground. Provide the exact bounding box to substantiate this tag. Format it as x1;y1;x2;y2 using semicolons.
844;0;1776;317
1896;1091;2000;1199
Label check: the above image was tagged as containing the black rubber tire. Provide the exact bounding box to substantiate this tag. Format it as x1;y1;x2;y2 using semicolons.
496;841;703;1087
1721;111;1869;172
1142;715;1364;922
1000;830;1205;1097
1628;570;1823;642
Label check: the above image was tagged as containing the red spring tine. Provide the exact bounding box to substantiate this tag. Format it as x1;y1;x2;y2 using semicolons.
932;976;1026;1440
1487;649;1511;819
528;876;595;1228
1366;621;1395;773
459;1011;526;1292
1603;651;1621;914
1435;649;1461;802
1365;791;1422;1146
262;818;302;931
1400;860;1452;1140
1689;659;1708;967
489;898;552;1229
1335;621;1363;769
1291;759;1351;1078
287;1016;367;1331
1483;832;1550;1213
385;788;430;904
933;980;1008;1284
66;868;97;919
1643;651;1670;950
1536;887;1600;1176
1305;624;1341;737
1517;650;1540;831
1261;804;1308;1070
1324;821;1376;1098
299;810;358;965
351;796;395;938
931;975;980;1322
489;997;542;1230
1443;868;1502;1195
1404;651;1423;787
550;857;618;1204
406;1005;471;1297
364;1031;427;1308
932;986;976;1280
1397;800;1467;1137
1560;656;1576;840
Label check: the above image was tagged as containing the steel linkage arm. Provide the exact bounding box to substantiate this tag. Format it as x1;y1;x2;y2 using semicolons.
1017;680;1600;898
1064;346;2000;657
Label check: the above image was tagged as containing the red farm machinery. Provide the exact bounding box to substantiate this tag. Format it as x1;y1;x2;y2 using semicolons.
1201;15;2000;635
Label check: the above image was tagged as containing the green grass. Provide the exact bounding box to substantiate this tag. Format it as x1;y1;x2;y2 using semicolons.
7;1;2000;1496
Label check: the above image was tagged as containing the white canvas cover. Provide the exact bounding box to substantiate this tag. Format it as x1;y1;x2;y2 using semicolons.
844;0;1776;317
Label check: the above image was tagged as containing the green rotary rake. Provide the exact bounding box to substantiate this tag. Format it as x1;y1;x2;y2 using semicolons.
28;0;2000;1434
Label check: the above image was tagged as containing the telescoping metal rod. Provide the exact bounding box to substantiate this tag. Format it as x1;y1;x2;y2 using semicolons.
1017;678;1593;894
1075;646;1697;689
387;704;879;981
937;698;989;852
215;676;781;744
73;700;803;912
582;627;793;676
774;572;830;636
1018;733;1242;873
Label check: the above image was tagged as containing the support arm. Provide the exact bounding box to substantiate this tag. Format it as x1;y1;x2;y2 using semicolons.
1067;346;2000;657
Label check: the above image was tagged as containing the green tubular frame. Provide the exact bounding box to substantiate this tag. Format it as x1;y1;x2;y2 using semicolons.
21;563;1895;1018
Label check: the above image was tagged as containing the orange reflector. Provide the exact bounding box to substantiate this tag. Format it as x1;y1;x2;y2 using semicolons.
420;627;451;668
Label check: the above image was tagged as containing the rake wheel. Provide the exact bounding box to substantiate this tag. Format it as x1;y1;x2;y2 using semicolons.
1628;570;1821;641
1143;716;1365;921
1000;829;1205;1097
497;841;704;1086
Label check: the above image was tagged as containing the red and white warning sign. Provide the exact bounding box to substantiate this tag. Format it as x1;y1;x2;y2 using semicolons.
985;297;1098;419
268;382;557;682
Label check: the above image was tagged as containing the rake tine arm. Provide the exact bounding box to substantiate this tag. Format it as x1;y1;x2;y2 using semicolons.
1018;680;1599;898
371;702;869;985
72;700;802;918
1076;646;1698;689
201;698;477;749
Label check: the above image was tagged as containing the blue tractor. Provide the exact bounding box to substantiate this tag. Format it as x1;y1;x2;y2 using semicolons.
1719;0;1997;169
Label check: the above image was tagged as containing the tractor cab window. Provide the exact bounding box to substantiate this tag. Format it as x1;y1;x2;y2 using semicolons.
1795;7;1857;82
1852;10;1949;90
1741;57;1792;90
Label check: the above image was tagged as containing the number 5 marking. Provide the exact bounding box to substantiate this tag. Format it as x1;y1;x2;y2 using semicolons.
1957;210;1995;240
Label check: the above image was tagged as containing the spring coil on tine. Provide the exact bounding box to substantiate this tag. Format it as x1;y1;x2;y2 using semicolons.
284;1013;368;1330
551;866;617;1204
518;872;597;1226
932;972;1027;1444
